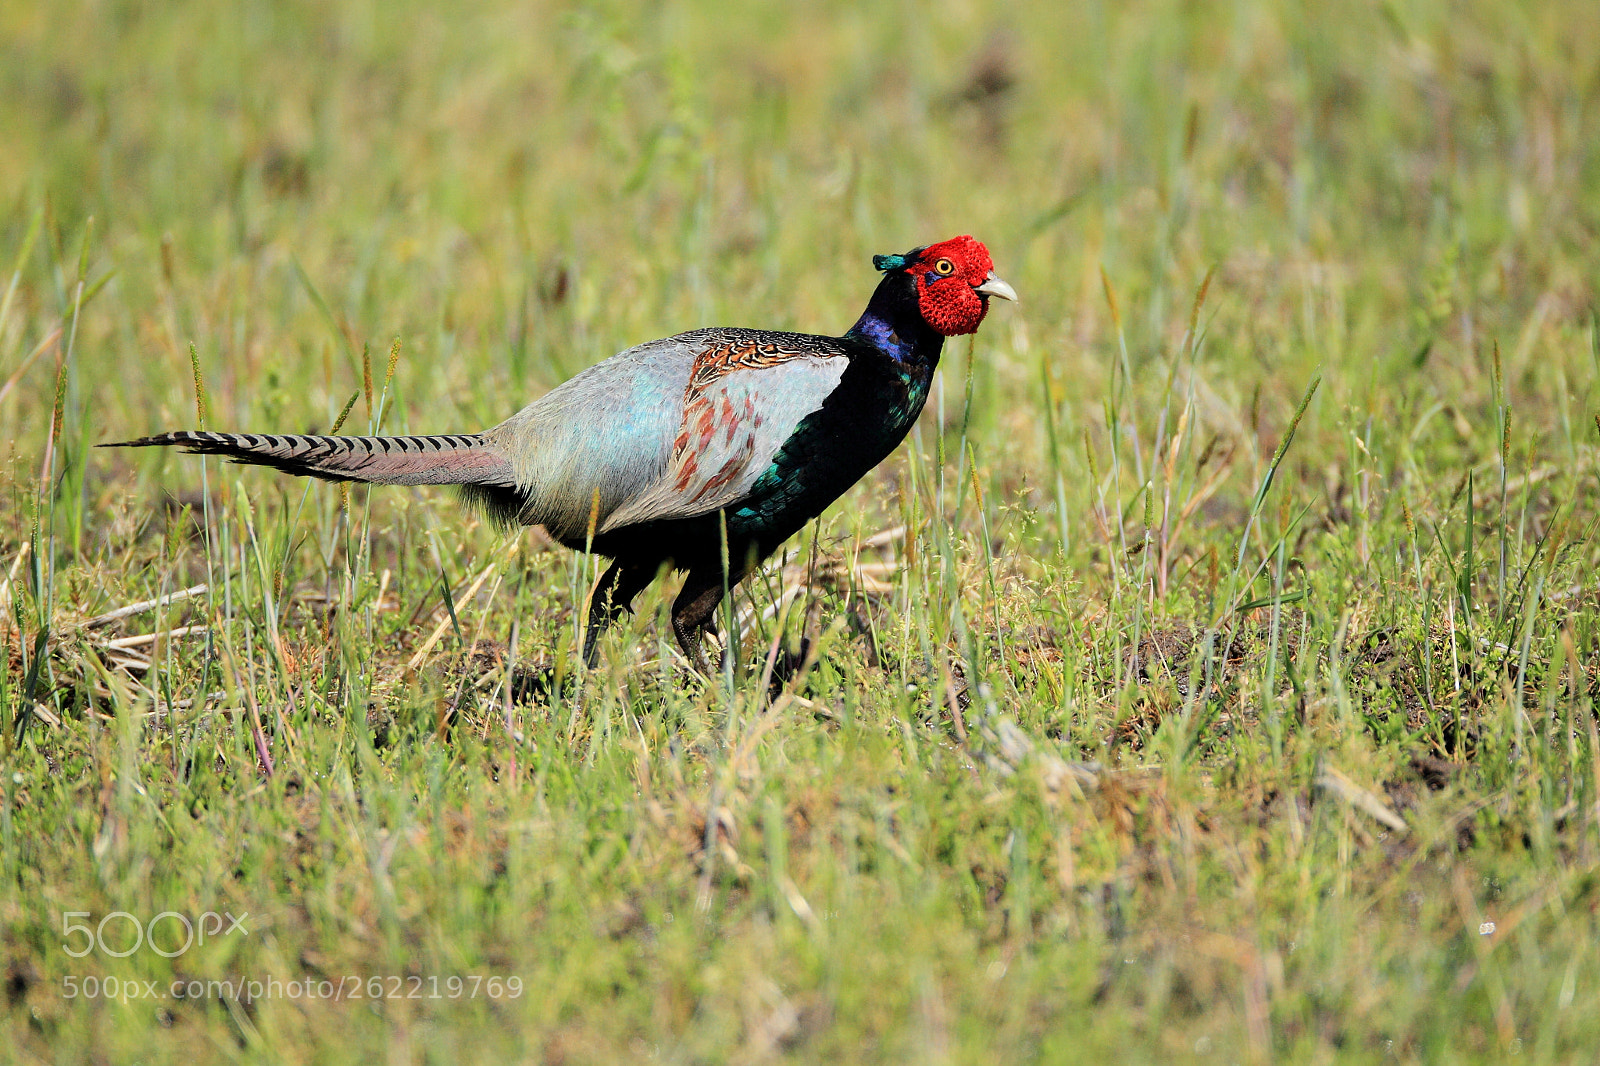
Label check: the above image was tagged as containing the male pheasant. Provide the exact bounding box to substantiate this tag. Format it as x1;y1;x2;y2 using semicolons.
107;236;1016;672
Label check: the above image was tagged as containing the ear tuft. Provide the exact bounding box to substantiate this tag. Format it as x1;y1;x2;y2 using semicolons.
872;253;908;272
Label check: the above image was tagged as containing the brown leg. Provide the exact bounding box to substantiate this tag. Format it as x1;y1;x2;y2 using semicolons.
583;560;657;667
671;566;745;677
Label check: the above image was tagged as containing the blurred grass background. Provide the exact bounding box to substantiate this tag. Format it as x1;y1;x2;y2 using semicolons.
3;0;1600;1061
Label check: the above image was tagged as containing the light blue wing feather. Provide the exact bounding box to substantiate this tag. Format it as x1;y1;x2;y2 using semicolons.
486;335;696;540
599;352;848;530
486;328;849;541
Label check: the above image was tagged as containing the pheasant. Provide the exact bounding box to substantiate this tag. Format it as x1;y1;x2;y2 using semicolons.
107;236;1016;673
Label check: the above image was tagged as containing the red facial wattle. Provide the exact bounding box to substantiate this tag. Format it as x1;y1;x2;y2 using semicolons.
908;235;1011;337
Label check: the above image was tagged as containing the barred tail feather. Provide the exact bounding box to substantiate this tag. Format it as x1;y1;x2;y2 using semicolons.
103;430;518;488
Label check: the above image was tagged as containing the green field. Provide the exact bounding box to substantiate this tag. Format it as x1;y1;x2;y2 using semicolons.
4;0;1600;1060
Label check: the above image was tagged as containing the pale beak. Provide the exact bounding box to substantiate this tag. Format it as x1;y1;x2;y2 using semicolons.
975;271;1018;303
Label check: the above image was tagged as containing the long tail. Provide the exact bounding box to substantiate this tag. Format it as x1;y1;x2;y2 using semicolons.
102;430;518;488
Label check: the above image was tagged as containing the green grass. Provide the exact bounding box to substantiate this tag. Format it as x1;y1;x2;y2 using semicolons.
3;0;1600;1060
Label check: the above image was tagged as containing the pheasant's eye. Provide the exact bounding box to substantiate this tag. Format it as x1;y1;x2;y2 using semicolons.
934;258;955;276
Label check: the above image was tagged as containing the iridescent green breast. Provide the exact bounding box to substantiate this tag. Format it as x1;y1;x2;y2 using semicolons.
728;354;936;539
